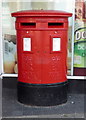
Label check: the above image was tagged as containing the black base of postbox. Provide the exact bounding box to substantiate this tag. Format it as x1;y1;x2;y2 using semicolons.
17;81;68;106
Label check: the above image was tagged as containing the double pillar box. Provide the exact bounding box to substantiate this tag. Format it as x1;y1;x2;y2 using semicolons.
12;10;72;106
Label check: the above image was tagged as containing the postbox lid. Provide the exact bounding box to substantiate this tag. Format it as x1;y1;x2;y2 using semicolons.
11;10;72;17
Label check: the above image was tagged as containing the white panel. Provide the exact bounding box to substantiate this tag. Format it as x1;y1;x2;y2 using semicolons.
71;0;75;76
23;38;31;51
1;74;85;80
53;38;61;51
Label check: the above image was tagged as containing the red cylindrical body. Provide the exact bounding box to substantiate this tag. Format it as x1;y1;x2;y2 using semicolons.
12;10;72;106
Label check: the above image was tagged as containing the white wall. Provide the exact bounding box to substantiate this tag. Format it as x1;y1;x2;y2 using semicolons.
0;1;3;74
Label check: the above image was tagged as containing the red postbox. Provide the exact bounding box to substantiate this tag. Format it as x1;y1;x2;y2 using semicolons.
12;10;72;106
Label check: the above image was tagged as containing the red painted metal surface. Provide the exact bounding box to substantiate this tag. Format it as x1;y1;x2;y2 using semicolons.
12;10;72;84
12;10;72;17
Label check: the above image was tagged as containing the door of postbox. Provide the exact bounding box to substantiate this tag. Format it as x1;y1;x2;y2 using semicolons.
17;29;67;84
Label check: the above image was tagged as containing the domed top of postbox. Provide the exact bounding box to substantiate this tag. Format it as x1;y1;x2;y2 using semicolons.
11;10;72;17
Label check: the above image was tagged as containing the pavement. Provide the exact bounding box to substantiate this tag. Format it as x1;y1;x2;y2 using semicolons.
0;78;2;119
2;77;85;119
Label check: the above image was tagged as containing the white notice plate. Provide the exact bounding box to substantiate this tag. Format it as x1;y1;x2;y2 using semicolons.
53;38;61;51
23;38;31;51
